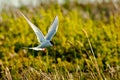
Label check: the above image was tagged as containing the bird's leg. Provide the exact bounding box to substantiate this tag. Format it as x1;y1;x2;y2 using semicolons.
42;48;46;53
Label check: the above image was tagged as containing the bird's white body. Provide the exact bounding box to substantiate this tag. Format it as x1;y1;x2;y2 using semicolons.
20;12;59;51
38;40;53;48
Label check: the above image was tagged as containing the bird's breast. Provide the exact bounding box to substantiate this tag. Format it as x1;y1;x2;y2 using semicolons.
40;41;53;48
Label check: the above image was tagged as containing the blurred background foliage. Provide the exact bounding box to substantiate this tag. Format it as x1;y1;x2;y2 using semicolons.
0;0;120;79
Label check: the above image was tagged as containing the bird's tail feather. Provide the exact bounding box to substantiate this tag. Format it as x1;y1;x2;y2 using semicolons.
22;47;44;51
29;47;44;51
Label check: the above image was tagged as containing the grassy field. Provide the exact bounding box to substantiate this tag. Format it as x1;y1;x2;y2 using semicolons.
0;2;120;80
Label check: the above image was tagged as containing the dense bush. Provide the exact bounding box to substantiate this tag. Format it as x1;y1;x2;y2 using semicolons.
0;2;120;79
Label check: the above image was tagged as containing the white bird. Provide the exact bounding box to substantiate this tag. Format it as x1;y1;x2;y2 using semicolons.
20;12;59;51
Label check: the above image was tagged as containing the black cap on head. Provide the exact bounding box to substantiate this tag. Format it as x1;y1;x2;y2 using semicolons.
50;41;54;46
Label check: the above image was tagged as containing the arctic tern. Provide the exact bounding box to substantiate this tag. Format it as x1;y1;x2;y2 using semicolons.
20;12;58;51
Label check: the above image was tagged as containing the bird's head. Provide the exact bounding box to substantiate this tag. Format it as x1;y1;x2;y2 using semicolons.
50;41;54;46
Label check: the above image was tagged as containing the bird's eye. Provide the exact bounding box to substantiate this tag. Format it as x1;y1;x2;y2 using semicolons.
50;41;54;46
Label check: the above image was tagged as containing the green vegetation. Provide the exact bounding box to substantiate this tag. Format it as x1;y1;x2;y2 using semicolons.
0;2;120;80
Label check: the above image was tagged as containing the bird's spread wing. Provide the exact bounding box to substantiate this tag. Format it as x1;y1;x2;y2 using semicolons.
45;16;59;40
20;12;45;43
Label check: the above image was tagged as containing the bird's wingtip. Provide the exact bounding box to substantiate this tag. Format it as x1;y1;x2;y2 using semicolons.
55;16;58;20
